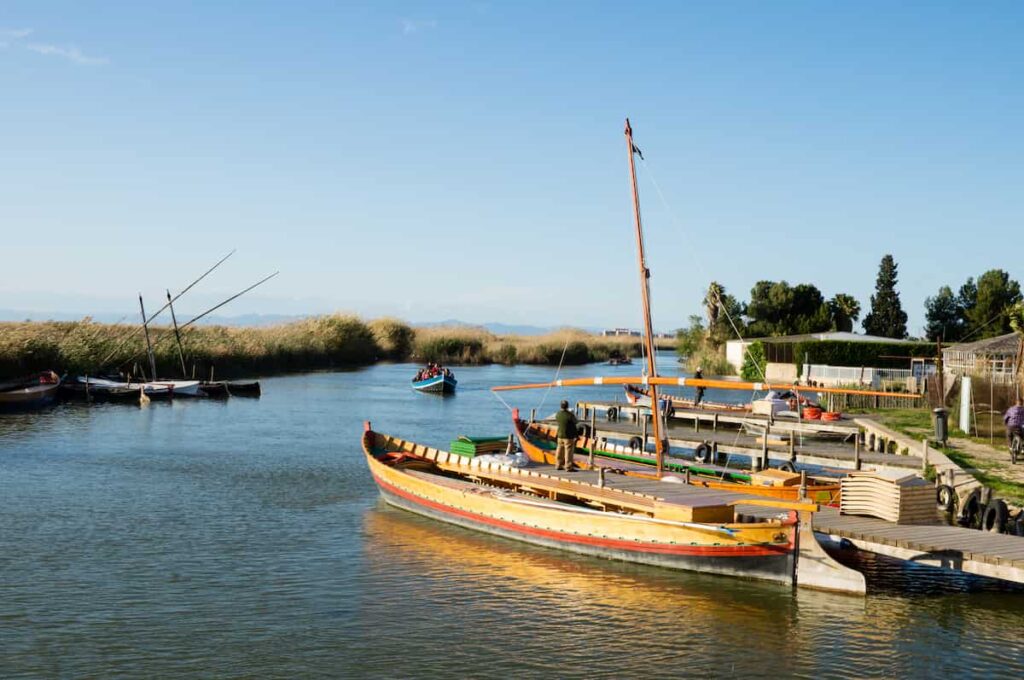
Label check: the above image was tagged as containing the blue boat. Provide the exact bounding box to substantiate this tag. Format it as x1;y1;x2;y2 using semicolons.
411;370;457;394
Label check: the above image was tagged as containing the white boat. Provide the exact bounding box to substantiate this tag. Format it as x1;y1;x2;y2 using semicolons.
72;376;202;398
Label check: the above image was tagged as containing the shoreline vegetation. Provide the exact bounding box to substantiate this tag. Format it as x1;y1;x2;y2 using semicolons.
0;315;674;381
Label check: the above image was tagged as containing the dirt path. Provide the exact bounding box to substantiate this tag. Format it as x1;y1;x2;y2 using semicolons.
947;436;1024;485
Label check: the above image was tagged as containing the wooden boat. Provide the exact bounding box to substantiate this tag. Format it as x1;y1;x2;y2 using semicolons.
362;421;806;586
412;371;457;394
225;381;261;397
512;412;842;505
61;382;142;404
624;384;750;413
68;376;201;399
0;371;62;411
198;381;231;399
608;356;633;366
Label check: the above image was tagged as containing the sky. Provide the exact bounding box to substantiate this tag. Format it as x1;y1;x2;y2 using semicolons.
1;1;1022;336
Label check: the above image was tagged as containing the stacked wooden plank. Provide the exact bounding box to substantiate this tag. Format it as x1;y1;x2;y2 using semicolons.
839;470;939;525
449;435;510;458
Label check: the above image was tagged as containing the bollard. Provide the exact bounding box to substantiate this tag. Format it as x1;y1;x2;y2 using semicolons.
854;435;862;471
642;415;649;450
695;415;700;433
799;471;807;500
598;467;606;488
685;468;691;484
713;413;719;433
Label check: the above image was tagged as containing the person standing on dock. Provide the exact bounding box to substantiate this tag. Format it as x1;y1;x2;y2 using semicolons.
555;400;579;471
694;367;705;407
1004;398;1024;447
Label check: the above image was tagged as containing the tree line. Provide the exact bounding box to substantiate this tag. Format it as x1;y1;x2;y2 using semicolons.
679;254;1024;360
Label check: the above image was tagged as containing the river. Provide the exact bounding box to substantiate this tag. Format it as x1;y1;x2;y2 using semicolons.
2;359;1023;677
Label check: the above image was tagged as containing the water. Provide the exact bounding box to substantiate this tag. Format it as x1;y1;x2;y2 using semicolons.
2;360;1023;678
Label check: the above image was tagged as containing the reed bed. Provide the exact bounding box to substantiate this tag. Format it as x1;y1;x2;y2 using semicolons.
0;317;671;379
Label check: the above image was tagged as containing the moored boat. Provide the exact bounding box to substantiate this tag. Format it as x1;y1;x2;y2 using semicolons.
68;376;201;399
225;381;261;397
362;422;805;585
511;412;842;505
0;371;62;411
624;384;750;413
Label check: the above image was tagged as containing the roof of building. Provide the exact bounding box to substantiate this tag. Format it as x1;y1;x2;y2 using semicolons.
726;331;915;346
944;332;1021;357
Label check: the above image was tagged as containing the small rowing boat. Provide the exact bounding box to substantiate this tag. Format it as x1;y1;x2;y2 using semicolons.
624;384;750;413
411;369;457;394
68;376;202;399
0;371;62;411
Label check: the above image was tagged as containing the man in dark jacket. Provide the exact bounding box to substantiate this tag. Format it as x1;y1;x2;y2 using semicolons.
693;367;705;407
555;400;579;471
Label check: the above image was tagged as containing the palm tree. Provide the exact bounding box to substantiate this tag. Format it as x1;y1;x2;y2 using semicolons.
703;282;724;339
829;294;861;333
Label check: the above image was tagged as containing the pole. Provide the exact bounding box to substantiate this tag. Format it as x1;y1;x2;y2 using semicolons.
625;118;663;476
138;294;157;382
98;250;235;367
167;290;188;378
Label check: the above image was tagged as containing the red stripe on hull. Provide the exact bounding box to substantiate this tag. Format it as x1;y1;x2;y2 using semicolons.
372;471;793;558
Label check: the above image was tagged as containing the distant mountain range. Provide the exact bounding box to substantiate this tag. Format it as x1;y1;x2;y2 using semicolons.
0;310;663;335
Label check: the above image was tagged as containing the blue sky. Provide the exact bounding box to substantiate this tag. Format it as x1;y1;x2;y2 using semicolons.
2;1;1022;335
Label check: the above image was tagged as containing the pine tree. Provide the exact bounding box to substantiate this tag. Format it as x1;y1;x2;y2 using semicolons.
862;254;908;338
923;286;963;341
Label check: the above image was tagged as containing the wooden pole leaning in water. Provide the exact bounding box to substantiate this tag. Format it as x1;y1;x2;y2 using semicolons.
138;294;157;382
167;290;188;378
625;118;663;476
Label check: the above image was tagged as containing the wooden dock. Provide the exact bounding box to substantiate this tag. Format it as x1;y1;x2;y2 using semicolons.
553;405;925;473
537;463;1024;587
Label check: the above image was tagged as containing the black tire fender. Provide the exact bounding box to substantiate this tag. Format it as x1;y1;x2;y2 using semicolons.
628;436;643;451
694;443;712;463
960;489;985;529
982;499;1008;533
606;406;618;421
936;484;957;514
779;461;796;473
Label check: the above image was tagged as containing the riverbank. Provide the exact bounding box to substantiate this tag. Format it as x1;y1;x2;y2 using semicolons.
0;315;672;380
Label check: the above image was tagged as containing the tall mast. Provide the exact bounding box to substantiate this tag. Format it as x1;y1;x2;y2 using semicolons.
624;118;664;476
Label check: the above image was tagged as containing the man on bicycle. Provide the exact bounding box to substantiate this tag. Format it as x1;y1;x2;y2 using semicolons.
1004;398;1024;448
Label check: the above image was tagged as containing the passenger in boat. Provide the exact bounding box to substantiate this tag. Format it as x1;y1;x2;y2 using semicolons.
693;367;705;407
554;400;579;471
1004;399;1024;447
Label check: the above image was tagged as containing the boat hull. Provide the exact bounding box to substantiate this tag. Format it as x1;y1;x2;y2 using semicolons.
412;374;457;394
363;428;798;586
0;382;61;411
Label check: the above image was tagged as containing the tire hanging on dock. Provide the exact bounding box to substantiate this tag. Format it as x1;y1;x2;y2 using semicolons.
628;436;643;451
694;442;712;463
936;484;957;514
779;461;796;473
606;406;618;421
960;489;985;529
982;499;1008;534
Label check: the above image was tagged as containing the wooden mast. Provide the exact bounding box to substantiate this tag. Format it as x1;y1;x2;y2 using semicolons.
625;118;664;476
138;294;158;382
167;289;188;378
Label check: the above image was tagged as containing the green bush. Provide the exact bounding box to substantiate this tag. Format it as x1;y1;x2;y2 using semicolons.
740;341;766;381
785;340;934;370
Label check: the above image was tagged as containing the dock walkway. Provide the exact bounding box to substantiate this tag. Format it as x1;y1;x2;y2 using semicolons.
533;464;1024;586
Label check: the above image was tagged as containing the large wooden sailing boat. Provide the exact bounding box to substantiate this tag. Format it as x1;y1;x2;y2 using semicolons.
362;120;866;593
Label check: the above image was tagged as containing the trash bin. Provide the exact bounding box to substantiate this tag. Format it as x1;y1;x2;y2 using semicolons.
933;408;948;444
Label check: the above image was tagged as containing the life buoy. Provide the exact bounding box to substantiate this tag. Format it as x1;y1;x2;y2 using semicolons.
628;436;643;451
982;499;1008;533
694;443;712;463
935;485;956;514
606;406;618;421
959;489;984;529
779;461;796;473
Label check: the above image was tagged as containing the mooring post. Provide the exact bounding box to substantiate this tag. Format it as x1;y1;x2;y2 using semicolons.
789;432;796;461
598;466;606;488
590;410;596;439
530;408;536;424
713;413;719;433
761;429;769;470
854;435;862;471
799;471;807;500
685;468;691;484
694;414;700;433
921;439;929;473
642;414;649;450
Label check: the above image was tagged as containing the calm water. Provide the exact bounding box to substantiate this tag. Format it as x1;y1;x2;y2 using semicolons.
3;360;1024;678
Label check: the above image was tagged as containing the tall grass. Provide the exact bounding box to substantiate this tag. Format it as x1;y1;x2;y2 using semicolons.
0;317;675;380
